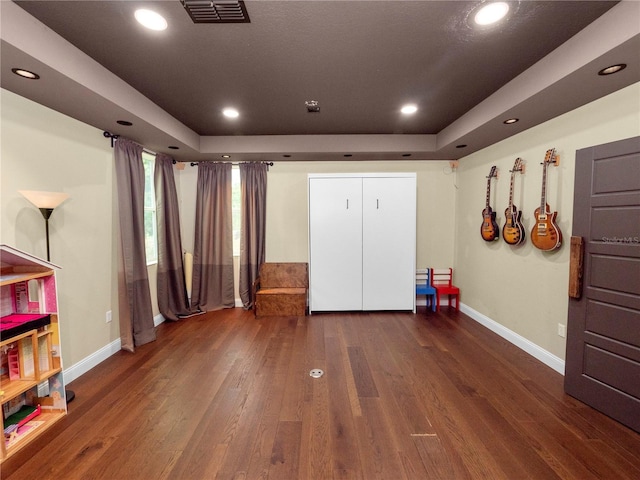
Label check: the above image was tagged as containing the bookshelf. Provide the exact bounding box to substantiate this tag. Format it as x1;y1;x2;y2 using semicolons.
0;245;66;462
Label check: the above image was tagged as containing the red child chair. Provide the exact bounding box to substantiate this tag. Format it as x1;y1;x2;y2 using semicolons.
431;268;460;311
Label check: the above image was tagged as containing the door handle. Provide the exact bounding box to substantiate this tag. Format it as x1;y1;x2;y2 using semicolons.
568;236;584;299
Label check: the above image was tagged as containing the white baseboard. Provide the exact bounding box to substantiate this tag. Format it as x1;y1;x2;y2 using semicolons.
64;314;165;384
153;313;165;327
460;303;565;375
63;337;121;385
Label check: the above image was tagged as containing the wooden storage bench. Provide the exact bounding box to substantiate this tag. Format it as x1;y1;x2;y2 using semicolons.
253;263;308;317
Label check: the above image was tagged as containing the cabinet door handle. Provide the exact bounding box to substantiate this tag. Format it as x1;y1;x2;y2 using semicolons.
376;199;379;209
346;199;349;209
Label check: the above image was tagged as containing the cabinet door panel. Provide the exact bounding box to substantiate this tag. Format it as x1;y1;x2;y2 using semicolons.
362;177;416;310
309;178;363;311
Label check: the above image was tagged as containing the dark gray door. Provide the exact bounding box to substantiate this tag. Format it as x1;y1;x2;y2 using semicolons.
565;136;640;433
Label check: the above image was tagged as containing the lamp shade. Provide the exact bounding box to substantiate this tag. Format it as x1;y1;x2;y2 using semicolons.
19;190;70;209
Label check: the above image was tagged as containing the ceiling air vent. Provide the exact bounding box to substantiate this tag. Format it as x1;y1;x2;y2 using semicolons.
181;0;250;24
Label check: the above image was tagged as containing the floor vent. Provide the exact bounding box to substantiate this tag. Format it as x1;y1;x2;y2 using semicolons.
181;0;250;24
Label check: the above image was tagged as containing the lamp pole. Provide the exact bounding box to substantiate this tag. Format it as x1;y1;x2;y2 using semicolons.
39;208;54;261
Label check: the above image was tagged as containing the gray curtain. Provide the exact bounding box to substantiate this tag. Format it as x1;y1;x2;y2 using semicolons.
191;162;235;311
239;162;267;308
154;154;191;321
114;138;156;351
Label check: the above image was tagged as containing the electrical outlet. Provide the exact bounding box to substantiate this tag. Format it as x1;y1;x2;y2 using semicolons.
106;310;112;323
557;323;566;338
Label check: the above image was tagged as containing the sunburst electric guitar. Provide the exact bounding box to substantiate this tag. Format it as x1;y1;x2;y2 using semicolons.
502;158;526;245
480;166;499;242
531;149;562;251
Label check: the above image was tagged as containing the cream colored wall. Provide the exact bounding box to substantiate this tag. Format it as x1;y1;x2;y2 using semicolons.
263;161;456;268
1;89;118;368
176;164;196;253
454;82;640;360
177;160;457;301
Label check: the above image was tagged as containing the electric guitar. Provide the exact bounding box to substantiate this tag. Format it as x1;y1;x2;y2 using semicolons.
480;166;499;242
502;158;526;245
531;149;563;251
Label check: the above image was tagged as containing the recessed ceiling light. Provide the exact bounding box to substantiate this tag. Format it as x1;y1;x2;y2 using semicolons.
598;64;626;76
474;2;509;26
221;155;231;158
116;120;133;126
456;144;468;149
135;9;167;31
12;68;39;80
401;104;418;115
223;108;239;118
503;118;519;124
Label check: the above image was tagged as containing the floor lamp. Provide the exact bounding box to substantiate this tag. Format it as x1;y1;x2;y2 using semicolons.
18;190;70;262
19;190;75;403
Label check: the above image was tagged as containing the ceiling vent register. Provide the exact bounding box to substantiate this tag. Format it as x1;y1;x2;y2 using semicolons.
181;0;250;23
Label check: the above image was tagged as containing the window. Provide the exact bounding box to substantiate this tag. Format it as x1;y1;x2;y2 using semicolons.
232;166;241;256
142;152;158;265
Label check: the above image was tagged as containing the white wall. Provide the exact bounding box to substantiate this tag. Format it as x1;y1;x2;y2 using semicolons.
454;82;640;361
1;89;117;369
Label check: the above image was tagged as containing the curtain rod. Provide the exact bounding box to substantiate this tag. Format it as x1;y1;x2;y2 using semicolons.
103;131;119;148
103;131;169;161
103;132;271;168
190;161;274;168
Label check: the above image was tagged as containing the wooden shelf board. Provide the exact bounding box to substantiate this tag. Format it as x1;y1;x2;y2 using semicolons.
0;329;37;348
0;378;38;401
2;410;66;462
0;270;52;287
37;367;62;381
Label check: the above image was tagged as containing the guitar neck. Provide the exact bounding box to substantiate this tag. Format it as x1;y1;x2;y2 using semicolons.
539;150;555;213
540;161;548;212
508;173;515;207
485;177;491;209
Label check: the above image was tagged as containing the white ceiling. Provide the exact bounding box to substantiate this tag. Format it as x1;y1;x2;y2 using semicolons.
1;1;638;162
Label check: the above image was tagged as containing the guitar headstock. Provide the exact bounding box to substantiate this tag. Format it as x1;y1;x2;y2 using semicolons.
487;165;498;179
511;157;524;173
543;148;558;166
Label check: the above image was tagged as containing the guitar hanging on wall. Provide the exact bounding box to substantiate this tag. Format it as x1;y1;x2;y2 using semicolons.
531;148;563;251
502;158;526;245
480;165;499;242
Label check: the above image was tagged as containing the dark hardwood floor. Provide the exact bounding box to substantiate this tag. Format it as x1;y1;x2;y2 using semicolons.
3;307;639;479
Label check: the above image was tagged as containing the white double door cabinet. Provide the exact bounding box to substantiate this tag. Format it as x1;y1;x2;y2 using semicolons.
308;173;416;312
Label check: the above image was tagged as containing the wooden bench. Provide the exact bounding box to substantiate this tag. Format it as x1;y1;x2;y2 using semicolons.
253;263;308;317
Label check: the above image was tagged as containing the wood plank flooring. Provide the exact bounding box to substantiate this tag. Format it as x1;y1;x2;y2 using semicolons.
3;307;639;479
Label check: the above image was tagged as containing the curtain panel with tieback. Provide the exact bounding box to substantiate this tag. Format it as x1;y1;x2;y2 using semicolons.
114;137;156;351
239;162;267;309
154;153;191;321
191;162;235;311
